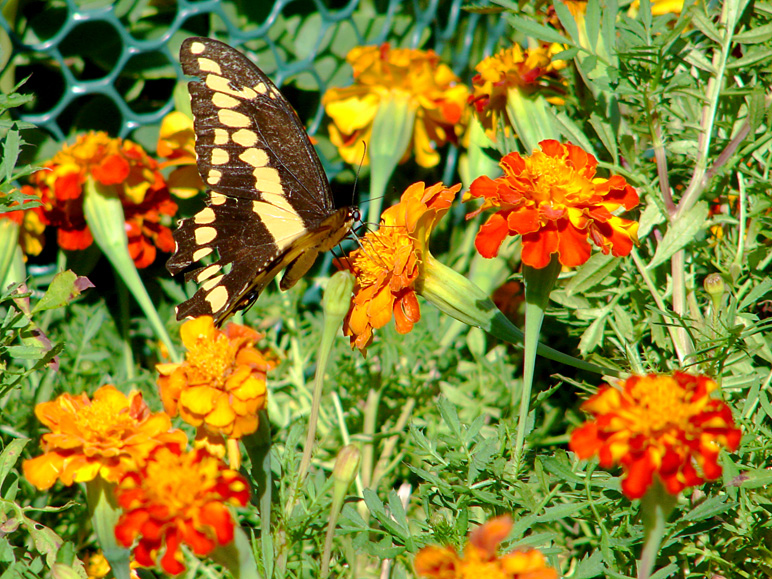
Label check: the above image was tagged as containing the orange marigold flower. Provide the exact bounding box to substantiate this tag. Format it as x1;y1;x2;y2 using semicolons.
156;317;275;451
415;516;558;579
26;132;178;267
156;111;205;199
1;187;46;257
466;140;639;269
114;443;249;575
22;385;187;490
322;43;469;168
340;181;460;351
569;372;742;499
469;44;566;140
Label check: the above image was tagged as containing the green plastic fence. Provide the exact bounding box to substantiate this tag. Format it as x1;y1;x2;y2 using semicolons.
0;0;507;142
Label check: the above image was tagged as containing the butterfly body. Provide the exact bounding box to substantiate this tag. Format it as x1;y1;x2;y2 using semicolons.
167;37;357;325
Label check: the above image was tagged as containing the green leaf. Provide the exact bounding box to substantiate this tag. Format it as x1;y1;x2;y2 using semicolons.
726;47;772;69
689;9;723;44
2;130;20;183
507;15;575;46
647;202;709;270
737;468;772;489
738;278;772;311
554;111;596;155
535;502;586;522
589;112;618;162
573;550;605;579
31;271;94;314
682;495;733;521
565;253;619;296
0;439;27;489
734;22;772;43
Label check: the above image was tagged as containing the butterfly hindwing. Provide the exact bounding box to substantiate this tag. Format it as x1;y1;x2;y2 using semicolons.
167;37;356;324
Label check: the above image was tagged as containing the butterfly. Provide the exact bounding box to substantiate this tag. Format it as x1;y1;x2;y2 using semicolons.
167;37;358;325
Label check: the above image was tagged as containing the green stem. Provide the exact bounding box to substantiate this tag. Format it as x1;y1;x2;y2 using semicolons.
637;481;676;579
82;179;179;362
242;411;273;579
419;254;622;377
85;477;131;579
115;275;135;381
516;258;561;467
367;93;415;222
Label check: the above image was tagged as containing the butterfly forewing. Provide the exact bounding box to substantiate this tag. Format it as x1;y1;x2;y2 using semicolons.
167;37;355;324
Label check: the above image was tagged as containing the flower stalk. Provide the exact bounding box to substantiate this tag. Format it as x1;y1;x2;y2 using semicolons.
517;257;561;464
86;477;132;579
82;179;179;362
367;93;415;222
637;480;676;579
295;272;355;489
419;254;620;378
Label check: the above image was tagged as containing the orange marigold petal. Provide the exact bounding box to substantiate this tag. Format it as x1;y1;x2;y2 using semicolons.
475;213;511;258
414;545;459;578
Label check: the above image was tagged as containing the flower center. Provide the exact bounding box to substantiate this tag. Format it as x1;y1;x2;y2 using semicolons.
524;152;593;206
77;403;137;442
353;226;416;285
186;334;237;388
626;376;698;434
143;449;217;514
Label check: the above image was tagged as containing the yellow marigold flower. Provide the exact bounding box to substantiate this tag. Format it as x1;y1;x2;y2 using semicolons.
469;44;566;140
323;43;469;168
114;443;249;575
340;181;460;351
156;317;275;454
415;516;558;579
23;385;187;490
569;372;742;499
156;111;205;199
629;0;685;16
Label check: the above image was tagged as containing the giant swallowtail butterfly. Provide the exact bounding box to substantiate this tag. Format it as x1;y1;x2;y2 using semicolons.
167;37;357;325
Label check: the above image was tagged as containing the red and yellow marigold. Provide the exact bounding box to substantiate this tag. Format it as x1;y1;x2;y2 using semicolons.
156;317;274;459
323;44;469;168
26;132;177;267
469;44;566;140
23;385;187;489
467;140;639;269
414;515;558;579
340;181;460;351
569;372;742;499
114;443;249;575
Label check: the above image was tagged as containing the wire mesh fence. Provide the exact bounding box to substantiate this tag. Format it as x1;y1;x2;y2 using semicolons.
1;0;507;141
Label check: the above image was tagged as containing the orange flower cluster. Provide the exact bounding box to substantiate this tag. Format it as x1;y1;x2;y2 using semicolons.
414;516;558;579
114;443;249;575
26;132;177;268
22;385;186;489
157;317;274;445
323;43;469;168
570;372;742;499
467;140;639;269
470;44;566;139
341;181;460;351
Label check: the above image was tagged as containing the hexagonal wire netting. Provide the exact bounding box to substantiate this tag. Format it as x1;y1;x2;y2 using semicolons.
0;0;507;143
